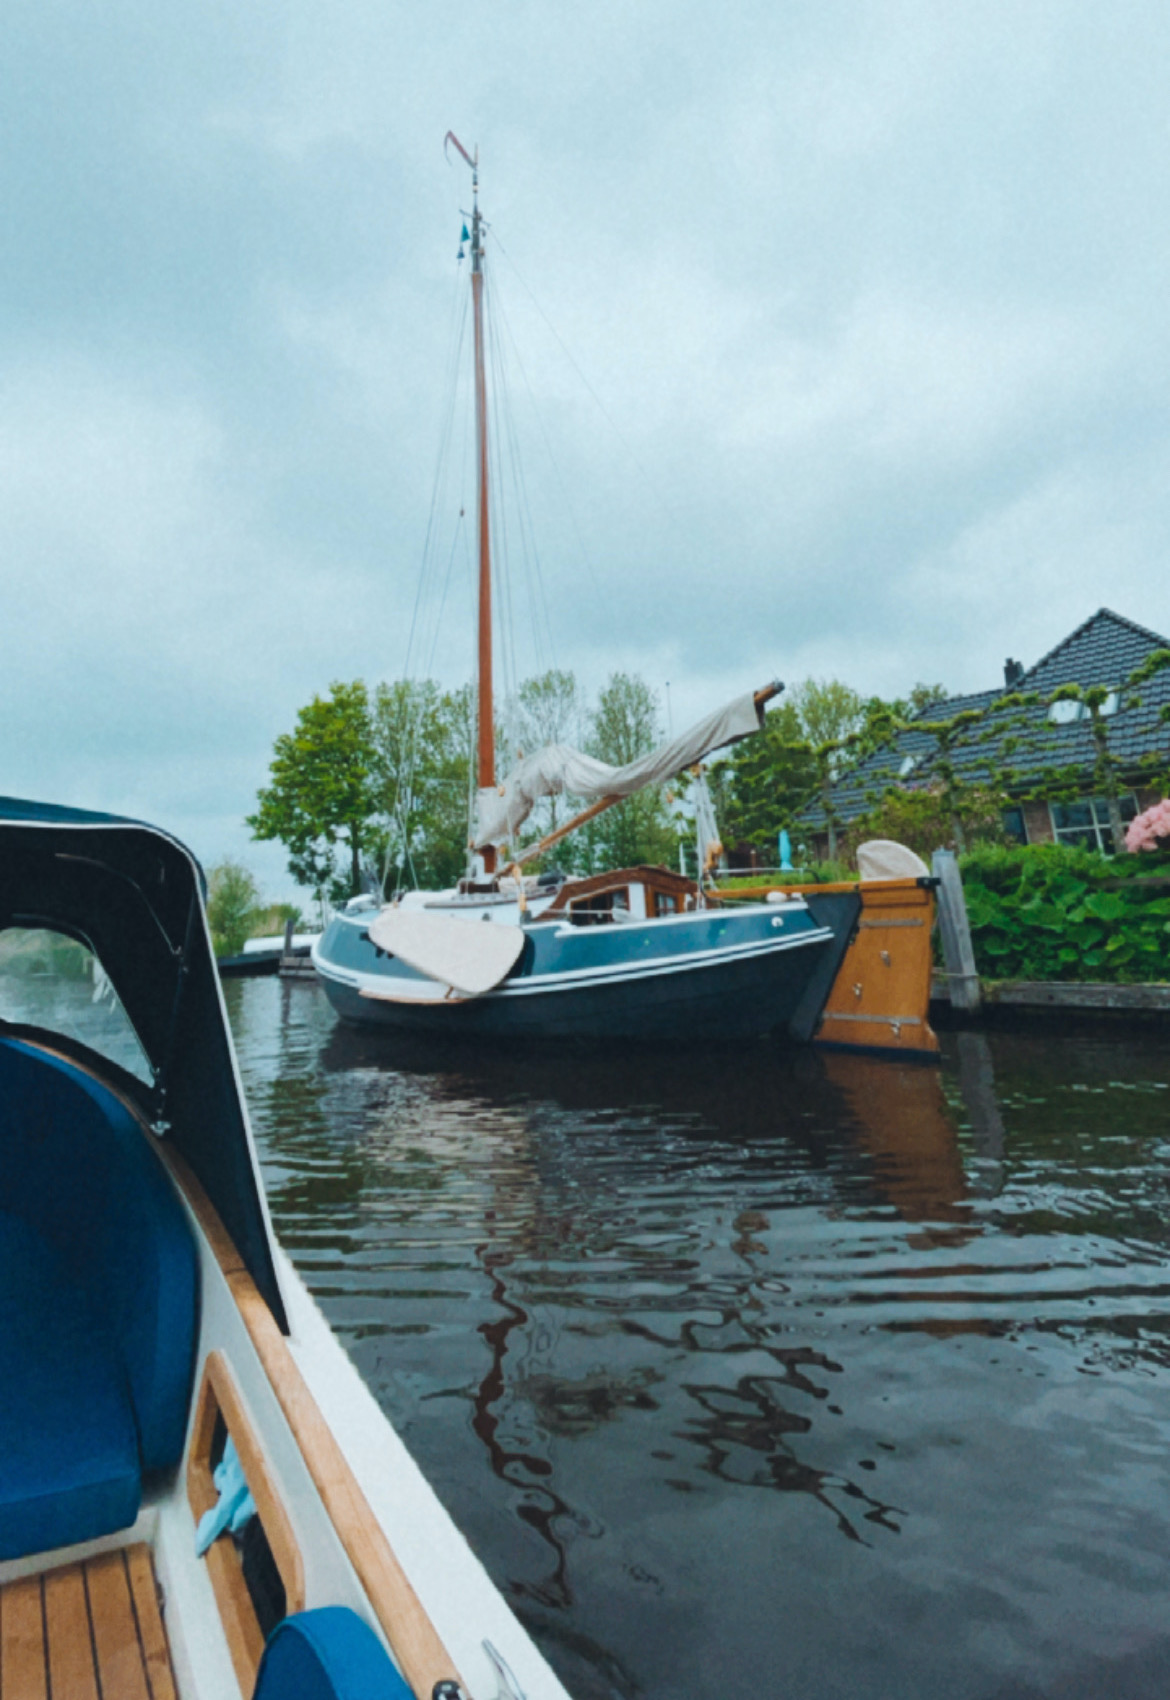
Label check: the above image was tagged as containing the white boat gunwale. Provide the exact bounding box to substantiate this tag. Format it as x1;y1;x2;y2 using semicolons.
1;796;575;1700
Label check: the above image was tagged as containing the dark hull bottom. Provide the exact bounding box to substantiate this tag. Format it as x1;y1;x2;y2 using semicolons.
317;939;830;1042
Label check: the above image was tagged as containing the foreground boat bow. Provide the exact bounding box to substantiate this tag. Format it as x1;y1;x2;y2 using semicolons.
0;796;570;1700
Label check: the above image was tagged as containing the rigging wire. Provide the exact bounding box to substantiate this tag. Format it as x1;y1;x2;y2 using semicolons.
485;235;622;652
487;270;559;682
401;269;470;683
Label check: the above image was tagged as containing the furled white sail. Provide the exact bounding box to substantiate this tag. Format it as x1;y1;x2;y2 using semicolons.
474;690;764;849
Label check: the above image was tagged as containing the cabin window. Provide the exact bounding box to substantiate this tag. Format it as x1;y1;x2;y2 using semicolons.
1049;795;1138;854
0;926;152;1083
568;889;628;925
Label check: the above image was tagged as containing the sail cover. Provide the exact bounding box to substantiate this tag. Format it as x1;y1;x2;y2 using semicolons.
475;689;765;849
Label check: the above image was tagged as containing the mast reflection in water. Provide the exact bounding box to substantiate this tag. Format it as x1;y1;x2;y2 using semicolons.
227;978;1170;1700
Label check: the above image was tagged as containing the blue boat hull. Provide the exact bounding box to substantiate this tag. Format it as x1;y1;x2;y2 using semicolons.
313;903;840;1041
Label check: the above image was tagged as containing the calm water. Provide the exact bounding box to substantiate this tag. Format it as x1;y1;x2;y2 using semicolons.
225;978;1170;1700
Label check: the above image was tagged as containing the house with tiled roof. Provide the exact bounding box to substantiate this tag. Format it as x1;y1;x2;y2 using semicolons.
797;609;1170;858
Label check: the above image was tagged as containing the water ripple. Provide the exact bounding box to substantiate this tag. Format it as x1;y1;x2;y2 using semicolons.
226;982;1170;1700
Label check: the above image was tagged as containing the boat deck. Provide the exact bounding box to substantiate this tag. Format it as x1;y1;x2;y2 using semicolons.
0;1545;176;1699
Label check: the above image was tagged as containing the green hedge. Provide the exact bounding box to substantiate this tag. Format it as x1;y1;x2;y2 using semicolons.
959;843;1170;983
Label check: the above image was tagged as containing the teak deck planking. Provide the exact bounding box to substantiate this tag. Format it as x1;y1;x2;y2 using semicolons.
0;1545;176;1700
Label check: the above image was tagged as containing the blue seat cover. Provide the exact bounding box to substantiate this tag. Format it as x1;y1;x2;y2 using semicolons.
0;1038;198;1558
0;1213;140;1560
252;1608;414;1700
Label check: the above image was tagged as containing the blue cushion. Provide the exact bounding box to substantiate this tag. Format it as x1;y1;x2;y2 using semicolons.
0;1038;198;1472
0;1211;140;1560
252;1608;414;1700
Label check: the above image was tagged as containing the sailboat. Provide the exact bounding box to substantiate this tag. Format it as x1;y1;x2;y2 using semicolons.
312;141;856;1041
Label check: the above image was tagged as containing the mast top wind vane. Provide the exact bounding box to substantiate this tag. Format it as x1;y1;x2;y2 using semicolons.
444;131;476;173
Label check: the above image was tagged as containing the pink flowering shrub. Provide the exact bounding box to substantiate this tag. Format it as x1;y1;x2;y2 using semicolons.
1125;798;1170;852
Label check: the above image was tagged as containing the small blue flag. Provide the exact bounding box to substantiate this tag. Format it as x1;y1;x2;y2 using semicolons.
461;224;470;242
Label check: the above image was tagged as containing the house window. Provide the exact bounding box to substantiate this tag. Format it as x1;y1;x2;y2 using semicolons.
1001;806;1026;844
1047;690;1119;725
1049;795;1138;854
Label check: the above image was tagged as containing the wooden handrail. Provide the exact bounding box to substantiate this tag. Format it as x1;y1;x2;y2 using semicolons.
159;1146;468;1700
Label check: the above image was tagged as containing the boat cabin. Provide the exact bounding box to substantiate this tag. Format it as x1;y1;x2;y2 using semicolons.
539;865;701;925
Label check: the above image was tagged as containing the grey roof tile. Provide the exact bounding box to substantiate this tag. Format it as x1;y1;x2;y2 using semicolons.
797;608;1170;829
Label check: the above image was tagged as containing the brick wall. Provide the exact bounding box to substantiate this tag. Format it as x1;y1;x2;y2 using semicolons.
1021;800;1054;844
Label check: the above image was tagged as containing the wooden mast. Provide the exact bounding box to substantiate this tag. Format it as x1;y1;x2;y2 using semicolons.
468;151;497;876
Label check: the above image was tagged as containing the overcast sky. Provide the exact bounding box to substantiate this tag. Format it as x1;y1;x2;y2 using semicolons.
4;2;1170;898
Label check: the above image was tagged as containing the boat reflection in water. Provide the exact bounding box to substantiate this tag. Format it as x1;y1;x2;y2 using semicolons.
271;1015;1002;1575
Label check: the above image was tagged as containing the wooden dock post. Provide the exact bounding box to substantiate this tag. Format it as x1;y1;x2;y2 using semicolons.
932;848;981;1013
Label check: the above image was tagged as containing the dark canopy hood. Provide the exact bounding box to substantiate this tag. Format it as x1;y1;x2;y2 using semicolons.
0;796;287;1331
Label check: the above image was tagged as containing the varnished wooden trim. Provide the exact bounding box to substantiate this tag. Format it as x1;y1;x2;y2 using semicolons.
543;863;700;915
85;1551;150;1700
1;1548;177;1700
124;1546;178;1700
0;1574;48;1700
44;1565;98;1700
160;1145;465;1700
204;1539;265;1696
187;1351;307;1694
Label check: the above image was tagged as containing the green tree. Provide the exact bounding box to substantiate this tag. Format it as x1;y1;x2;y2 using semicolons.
578;672;678;872
786;681;901;857
510;669;583;837
206;860;261;958
248;681;379;902
788;679;866;750
371;679;473;891
842;784;1007;864
716;701;817;849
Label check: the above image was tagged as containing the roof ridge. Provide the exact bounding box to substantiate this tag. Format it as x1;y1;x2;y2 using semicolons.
1018;607;1170;683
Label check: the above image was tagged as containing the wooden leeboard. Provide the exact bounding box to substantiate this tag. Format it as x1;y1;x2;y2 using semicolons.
367;904;525;995
0;1546;176;1700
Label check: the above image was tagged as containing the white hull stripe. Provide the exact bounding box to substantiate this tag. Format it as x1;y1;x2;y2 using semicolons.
313;925;832;1002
